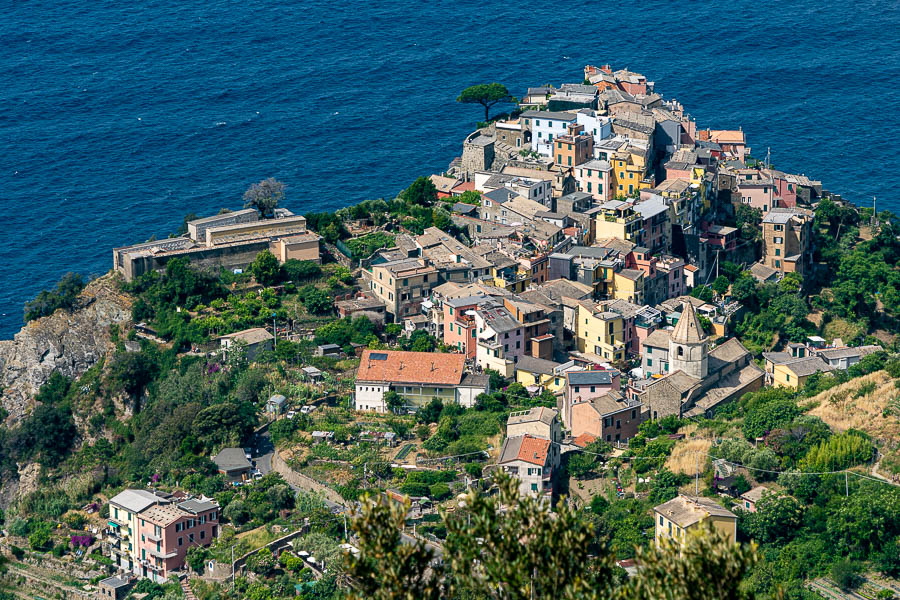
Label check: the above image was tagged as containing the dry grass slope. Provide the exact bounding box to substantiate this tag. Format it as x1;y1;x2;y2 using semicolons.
665;425;713;476
804;371;900;441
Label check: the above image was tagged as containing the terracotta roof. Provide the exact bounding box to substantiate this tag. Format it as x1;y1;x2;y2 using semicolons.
356;350;465;386
573;433;597;448
708;130;746;144
498;434;551;466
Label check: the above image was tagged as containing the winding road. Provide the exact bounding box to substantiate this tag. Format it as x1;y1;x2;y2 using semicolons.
249;426;444;558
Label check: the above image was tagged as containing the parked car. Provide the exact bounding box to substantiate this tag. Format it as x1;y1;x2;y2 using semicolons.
244;448;253;460
286;410;297;419
300;405;315;415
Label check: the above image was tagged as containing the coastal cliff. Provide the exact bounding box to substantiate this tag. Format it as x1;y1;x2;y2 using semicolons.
0;272;132;423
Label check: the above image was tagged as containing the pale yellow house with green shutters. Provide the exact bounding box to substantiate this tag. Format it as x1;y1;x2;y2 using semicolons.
653;495;737;548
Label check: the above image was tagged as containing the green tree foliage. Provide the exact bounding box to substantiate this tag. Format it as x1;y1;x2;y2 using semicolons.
315;316;376;351
9;374;78;467
690;285;714;302
567;441;611;479
108;350;159;406
456;83;512;122
302;287;333;315
348;472;757;600
648;469;685;504
123;257;226;347
282;259;322;282
384;391;404;413
712;275;730;295
455;190;482;206
827;482;900;555
800;431;874;472
250;250;282;286
27;522;51;551
735;204;763;240
831;559;862;591
741;388;800;439
741;492;803;543
399;176;439;207
24;272;85;322
243;177;285;218
304;211;346;244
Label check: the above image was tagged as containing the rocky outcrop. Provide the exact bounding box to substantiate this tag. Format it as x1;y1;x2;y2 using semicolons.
0;272;132;422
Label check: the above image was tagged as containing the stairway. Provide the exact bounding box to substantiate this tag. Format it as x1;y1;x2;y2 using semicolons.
181;578;198;600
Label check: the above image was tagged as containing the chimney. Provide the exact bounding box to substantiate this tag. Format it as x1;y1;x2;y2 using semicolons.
430;362;436;371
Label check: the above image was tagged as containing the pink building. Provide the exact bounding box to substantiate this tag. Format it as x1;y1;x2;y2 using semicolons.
563;369;621;428
574;159;613;201
765;170;798;208
135;499;219;583
443;295;488;358
700;225;738;251
657;255;686;300
737;170;777;212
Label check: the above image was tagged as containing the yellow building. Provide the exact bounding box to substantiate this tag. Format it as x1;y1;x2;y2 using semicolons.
654;495;737;548
612;269;644;305
368;258;438;322
611;147;653;197
575;302;627;362
515;356;568;394
594;200;642;243
764;354;834;389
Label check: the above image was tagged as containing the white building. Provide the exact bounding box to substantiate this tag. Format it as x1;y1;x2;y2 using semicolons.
521;110;577;157
575;110;613;144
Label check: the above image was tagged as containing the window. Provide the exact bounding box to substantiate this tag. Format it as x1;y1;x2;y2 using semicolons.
590;386;596;393
531;483;538;491
535;120;540;126
631;409;636;419
189;533;194;543
746;501;751;509
200;530;205;540
178;537;183;546
677;346;684;357
775;248;780;256
774;236;783;244
659;516;664;526
786;373;790;382
647;358;652;366
558;154;563;163
616;419;621;429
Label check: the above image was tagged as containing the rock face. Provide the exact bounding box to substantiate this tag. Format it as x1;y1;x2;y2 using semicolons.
0;272;132;422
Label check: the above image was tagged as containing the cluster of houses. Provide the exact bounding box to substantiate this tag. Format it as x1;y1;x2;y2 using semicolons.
345;63;876;501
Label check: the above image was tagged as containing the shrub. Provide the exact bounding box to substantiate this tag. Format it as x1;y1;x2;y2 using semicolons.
831;559;861;591
429;482;451;501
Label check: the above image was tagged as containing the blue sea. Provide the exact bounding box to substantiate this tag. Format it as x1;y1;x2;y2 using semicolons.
3;1;899;338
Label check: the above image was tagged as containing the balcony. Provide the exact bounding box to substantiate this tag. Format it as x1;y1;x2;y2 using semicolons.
144;532;162;542
150;548;179;560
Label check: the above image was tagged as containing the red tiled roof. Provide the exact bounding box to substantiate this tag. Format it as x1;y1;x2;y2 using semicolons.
517;435;551;466
356;349;465;386
573;433;597;448
451;181;476;194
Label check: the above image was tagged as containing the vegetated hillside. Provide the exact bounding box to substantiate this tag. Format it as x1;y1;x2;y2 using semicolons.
804;370;900;442
0;272;131;422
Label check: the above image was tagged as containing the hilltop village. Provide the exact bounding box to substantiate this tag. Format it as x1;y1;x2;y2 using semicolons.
3;65;900;600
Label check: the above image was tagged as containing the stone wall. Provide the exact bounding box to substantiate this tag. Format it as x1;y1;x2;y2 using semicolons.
271;451;346;506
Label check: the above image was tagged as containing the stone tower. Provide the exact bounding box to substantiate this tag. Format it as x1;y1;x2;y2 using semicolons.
668;301;708;379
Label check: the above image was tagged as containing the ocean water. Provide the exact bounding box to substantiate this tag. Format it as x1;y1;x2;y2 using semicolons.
3;0;899;338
